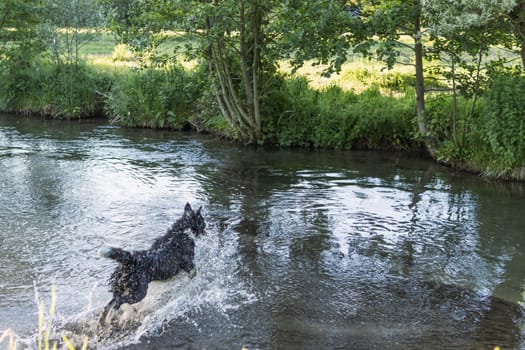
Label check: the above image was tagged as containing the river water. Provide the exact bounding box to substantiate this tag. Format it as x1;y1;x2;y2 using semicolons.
0;114;524;349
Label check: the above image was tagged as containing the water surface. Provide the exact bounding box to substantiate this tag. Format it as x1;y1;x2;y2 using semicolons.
1;114;524;349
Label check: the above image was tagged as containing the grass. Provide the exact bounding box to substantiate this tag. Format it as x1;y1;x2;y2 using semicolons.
0;285;88;350
280;57;416;93
77;30;200;71
59;29;480;99
71;30;415;94
2;28;524;177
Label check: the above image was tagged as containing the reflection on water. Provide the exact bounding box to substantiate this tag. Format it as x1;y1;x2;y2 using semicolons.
1;114;524;349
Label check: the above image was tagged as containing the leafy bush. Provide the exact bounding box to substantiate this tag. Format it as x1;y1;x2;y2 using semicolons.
475;72;525;173
347;86;416;149
262;78;417;150
262;76;319;147
104;64;203;129
111;43;135;62
0;51;40;113
378;71;416;91
312;84;359;149
0;58;110;118
43;62;111;118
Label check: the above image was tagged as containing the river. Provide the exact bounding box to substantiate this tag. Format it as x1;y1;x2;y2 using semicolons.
0;114;524;349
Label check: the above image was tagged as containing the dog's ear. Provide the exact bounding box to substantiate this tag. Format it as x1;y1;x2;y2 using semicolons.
184;202;192;212
196;206;202;216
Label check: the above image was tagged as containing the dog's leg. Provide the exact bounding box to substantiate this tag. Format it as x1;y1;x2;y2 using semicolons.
97;298;116;326
115;275;149;307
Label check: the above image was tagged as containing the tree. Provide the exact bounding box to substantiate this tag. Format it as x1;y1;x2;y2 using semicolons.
40;0;102;66
287;0;518;158
503;0;525;68
202;0;270;143
101;0;262;142
0;0;42;58
275;1;436;154
101;0;353;144
290;1;433;156
423;0;516;153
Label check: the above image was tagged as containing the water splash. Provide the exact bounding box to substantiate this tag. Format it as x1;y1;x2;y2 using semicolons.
39;230;256;350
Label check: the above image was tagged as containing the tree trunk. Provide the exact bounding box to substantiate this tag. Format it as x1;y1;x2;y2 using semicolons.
414;1;437;158
520;24;525;68
514;1;525;68
212;38;254;142
204;0;263;144
238;1;260;142
251;0;262;141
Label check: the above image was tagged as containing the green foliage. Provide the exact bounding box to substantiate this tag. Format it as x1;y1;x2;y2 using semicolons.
262;77;417;150
0;0;44;106
104;64;203;129
423;0;516;36
348;87;417;149
0;58;112;118
39;0;102;66
112;43;135;62
264;77;320;147
100;0;191;53
0;0;109;118
0;0;43;56
475;71;525;172
0;54;36;112
379;71;417;91
426;95;471;142
426;68;525;179
43;62;111;118
353;0;419;68
426;94;480;162
276;0;355;74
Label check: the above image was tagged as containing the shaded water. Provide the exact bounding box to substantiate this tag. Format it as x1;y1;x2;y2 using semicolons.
1;114;524;349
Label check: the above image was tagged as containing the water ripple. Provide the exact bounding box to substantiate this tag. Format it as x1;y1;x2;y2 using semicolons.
2;115;525;349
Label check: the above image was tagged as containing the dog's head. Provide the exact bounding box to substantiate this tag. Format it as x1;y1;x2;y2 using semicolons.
184;202;206;236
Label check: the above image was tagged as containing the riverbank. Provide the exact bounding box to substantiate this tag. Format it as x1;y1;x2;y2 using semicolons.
0;39;524;181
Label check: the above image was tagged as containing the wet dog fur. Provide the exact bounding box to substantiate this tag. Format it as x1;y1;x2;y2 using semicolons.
98;203;205;324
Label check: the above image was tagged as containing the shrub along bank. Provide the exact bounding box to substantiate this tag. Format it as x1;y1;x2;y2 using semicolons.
0;57;524;181
0;59;111;118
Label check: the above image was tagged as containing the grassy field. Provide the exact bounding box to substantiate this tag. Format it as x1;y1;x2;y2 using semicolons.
81;31;517;97
73;30;421;95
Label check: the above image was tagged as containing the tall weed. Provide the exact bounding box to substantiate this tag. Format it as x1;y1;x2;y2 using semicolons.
42;62;110;118
105;64;203;129
262;77;319;147
0;58;112;118
0;285;88;350
262;77;417;150
475;72;525;173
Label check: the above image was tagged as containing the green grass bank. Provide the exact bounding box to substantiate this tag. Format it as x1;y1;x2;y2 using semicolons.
1;34;524;181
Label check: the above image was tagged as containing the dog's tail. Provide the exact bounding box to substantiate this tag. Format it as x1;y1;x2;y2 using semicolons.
99;247;133;264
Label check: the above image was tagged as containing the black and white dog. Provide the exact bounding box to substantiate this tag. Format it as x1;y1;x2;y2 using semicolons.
98;203;205;324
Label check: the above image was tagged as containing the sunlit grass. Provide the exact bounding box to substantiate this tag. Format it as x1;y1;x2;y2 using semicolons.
279;57;416;94
80;35;199;71
71;29;419;94
0;329;18;350
0;285;88;350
